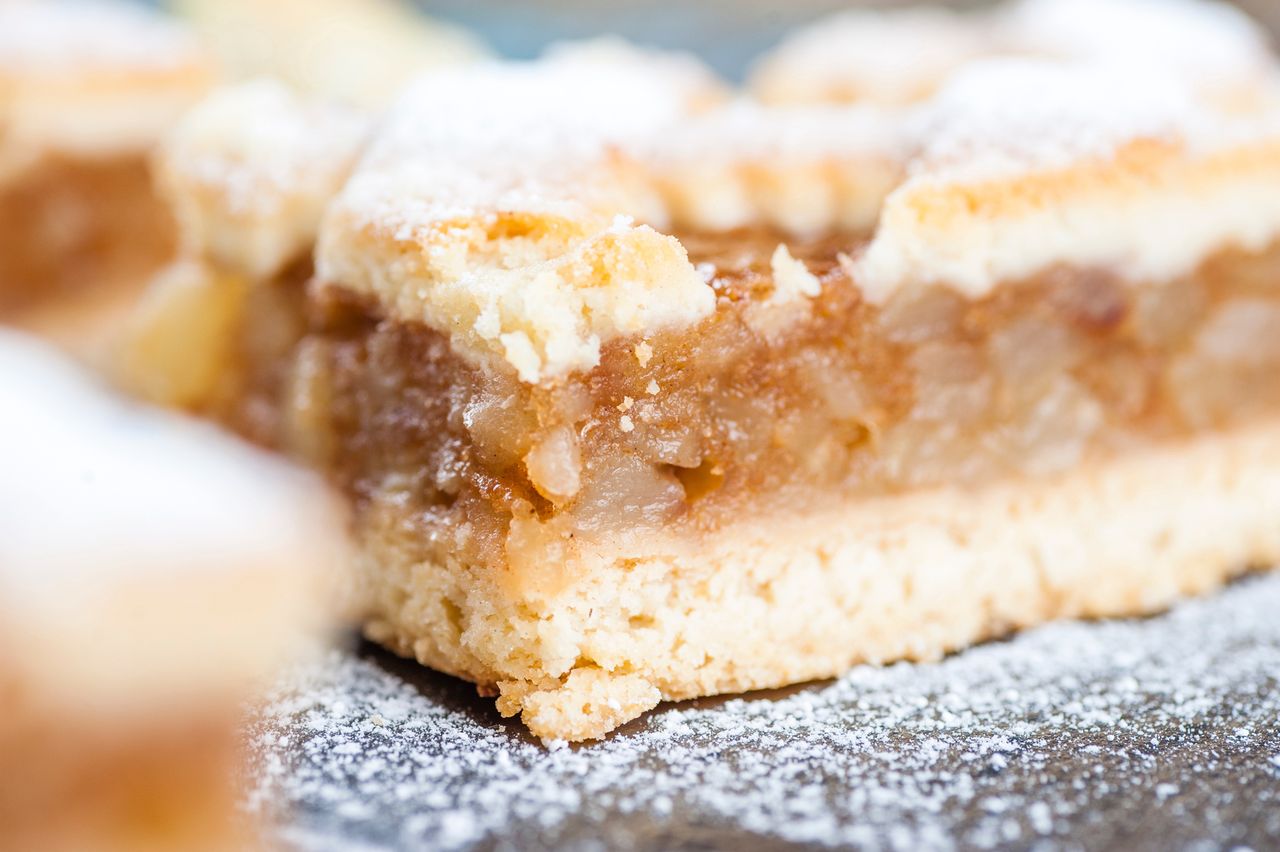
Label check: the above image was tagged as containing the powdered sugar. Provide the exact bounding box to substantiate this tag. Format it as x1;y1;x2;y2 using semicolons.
905;58;1197;182
332;42;719;235
162;80;369;219
247;573;1280;850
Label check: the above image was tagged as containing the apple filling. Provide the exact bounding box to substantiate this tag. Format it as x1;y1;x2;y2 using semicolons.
255;229;1280;572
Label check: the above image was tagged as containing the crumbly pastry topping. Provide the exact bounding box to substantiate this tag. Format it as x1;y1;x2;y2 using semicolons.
317;45;723;383
854;59;1280;301
159;81;370;279
167;0;1280;383
749;6;990;107
999;0;1276;107
645;99;903;235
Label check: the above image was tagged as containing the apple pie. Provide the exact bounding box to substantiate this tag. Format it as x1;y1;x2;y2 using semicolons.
122;2;1280;742
0;330;344;850
0;0;213;347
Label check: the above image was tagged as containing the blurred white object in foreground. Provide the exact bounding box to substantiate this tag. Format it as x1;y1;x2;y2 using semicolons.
0;329;348;851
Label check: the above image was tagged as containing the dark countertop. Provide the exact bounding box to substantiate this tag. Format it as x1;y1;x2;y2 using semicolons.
247;573;1280;851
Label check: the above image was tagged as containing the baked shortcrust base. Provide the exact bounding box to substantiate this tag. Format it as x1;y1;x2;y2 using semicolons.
357;421;1280;741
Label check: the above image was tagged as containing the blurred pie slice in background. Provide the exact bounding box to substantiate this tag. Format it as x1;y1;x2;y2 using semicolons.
0;0;214;354
169;0;489;108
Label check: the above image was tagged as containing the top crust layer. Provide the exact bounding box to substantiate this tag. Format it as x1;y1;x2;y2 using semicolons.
750;0;1276;109
854;59;1280;301
158;80;370;279
0;0;214;168
161;0;1280;384
317;44;724;383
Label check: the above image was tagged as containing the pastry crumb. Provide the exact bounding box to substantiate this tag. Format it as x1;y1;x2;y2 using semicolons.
634;341;653;367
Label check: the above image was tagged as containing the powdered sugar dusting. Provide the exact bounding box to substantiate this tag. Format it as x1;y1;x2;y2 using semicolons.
332;42;718;235
906;58;1197;182
247;573;1280;850
0;0;201;74
162;81;368;218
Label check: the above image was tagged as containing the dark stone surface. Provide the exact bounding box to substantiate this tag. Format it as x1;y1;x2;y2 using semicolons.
247;574;1280;852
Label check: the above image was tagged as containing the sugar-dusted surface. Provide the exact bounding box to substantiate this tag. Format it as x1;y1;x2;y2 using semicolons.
158;81;369;278
247;572;1280;851
902;59;1196;182
160;81;369;222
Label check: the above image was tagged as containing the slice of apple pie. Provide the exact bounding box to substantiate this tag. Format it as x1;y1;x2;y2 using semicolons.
125;4;1280;742
0;0;213;345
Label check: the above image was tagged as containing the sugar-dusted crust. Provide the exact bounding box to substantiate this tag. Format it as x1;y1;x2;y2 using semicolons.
854;59;1280;302
355;420;1280;741
998;0;1278;111
645;100;904;235
749;5;990;106
157;80;370;279
305;30;1280;384
317;45;724;383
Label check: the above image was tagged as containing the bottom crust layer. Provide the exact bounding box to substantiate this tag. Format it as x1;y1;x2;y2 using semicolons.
355;421;1280;742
